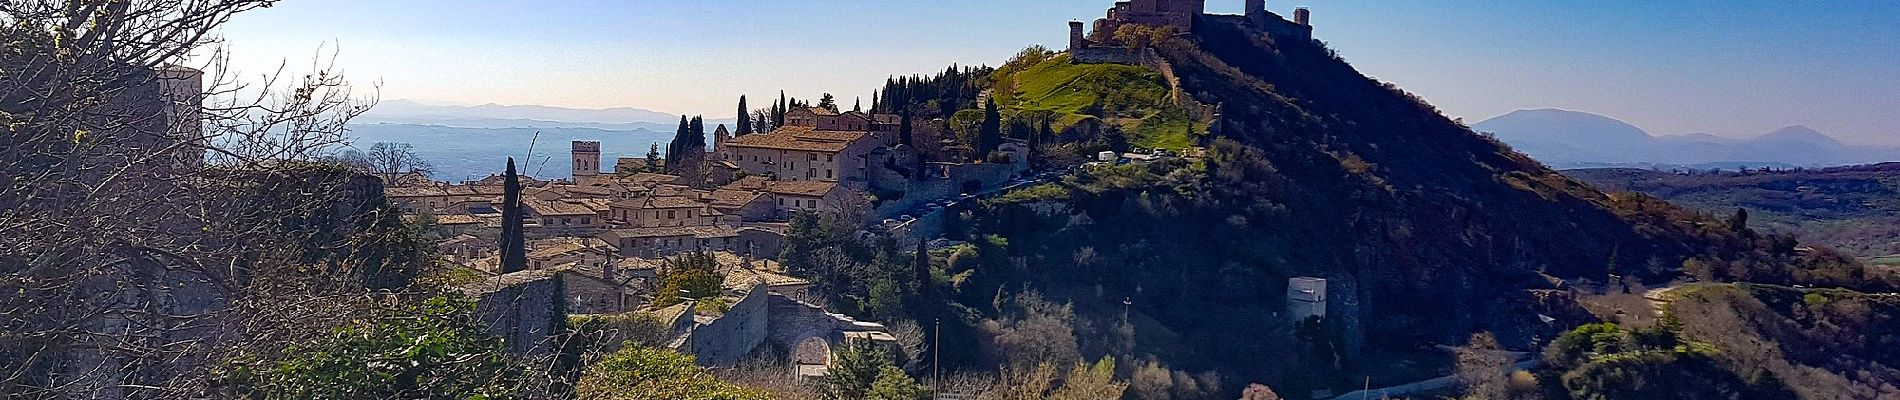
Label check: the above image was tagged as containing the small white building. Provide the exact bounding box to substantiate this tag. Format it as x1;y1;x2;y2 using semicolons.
1097;150;1118;162
1287;277;1327;323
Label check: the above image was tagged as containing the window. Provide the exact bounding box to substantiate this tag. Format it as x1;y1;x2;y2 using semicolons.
827;154;833;162
666;210;676;219
826;169;833;179
562;218;571;224
686;210;695;218
581;217;591;224
809;168;816;178
778;198;784;206
543;218;552;225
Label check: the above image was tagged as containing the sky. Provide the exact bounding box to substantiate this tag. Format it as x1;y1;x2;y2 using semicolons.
213;0;1900;145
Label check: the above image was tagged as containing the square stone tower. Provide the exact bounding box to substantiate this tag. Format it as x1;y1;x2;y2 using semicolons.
572;140;601;184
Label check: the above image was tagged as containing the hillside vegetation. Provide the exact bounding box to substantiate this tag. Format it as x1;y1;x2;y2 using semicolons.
853;13;1900;398
1534;283;1900;399
1567;164;1900;259
988;51;1200;151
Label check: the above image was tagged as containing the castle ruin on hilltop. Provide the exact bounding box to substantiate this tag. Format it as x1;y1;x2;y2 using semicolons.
1070;0;1314;64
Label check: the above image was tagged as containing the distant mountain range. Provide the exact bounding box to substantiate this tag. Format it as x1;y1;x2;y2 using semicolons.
346;100;739;181
1472;109;1899;169
362;99;738;132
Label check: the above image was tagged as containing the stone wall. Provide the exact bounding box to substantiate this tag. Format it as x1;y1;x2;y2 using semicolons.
1073;46;1144;65
465;270;564;355
685;283;770;366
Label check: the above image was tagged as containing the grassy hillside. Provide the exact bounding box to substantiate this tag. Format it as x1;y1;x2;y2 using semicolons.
989;53;1201;151
1566;164;1900;258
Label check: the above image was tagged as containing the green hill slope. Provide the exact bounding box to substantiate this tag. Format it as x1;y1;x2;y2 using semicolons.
989;53;1201;150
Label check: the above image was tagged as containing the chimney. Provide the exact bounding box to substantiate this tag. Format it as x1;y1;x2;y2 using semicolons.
1294;7;1311;26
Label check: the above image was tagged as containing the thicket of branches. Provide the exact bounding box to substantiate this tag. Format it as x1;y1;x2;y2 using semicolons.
0;1;481;398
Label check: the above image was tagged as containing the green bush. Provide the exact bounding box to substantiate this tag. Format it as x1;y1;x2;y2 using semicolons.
217;296;522;400
575;346;768;400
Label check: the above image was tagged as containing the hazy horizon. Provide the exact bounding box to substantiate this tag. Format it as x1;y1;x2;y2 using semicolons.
211;1;1900;145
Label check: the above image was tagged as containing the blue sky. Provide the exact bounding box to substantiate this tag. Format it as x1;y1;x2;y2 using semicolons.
216;1;1900;144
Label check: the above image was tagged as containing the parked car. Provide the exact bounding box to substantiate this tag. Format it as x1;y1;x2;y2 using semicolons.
881;219;899;226
898;215;917;222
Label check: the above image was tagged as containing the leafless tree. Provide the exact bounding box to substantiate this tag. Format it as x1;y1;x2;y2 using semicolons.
0;1;449;398
335;141;433;185
1455;332;1514;400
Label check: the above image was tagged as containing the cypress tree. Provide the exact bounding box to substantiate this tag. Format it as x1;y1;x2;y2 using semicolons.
776;91;788;127
689;116;705;150
899;108;914;147
755;113;770;134
913;242;931;292
499;158;526;273
736;95;752;134
978;97;1002;158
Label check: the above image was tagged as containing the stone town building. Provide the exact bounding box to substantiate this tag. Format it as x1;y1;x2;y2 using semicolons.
762;180;857;216
524;199;603;230
386;184;503;214
724;107;898;187
610;196;723;228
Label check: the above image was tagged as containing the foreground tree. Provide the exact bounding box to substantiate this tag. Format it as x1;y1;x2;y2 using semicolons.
575;347;767;400
0;1;432;397
219;296;521;399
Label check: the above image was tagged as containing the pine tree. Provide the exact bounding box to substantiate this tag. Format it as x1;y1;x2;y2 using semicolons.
645;143;660;171
735;95;752;134
499;158;527;273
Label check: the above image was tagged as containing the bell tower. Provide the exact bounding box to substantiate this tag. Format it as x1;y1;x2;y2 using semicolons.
572;140;601;184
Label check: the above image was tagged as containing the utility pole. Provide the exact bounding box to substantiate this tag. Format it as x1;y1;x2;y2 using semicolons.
933;318;942;397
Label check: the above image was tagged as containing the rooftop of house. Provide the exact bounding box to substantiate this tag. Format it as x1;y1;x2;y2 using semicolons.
726;126;870;153
435;214;483;226
763;180;841;197
525;199;598;217
526;242;592;260
707;189;767;208
600;225;740;241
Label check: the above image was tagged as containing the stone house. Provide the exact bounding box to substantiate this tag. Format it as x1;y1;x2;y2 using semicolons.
610;196;722;228
524;199;602;230
763;180;857;216
599;226;742;258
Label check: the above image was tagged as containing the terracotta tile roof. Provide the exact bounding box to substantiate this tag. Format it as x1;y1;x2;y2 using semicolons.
576;198;615;213
527;242;590;260
722;176;770;191
525;200;597;216
600;226;740;240
435;214;483;225
793;106;839;116
726;126;868;153
763;180;840;197
707;189;765;208
618;173;683;186
647;196;708;209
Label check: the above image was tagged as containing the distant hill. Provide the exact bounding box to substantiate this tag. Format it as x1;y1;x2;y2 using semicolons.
362;99;738;132
1473;109;1899;169
1564;163;1900;259
346;123;676;181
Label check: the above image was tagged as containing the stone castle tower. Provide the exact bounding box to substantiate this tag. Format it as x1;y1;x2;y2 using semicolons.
571;140;600;184
1245;0;1265;18
712;124;732;161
